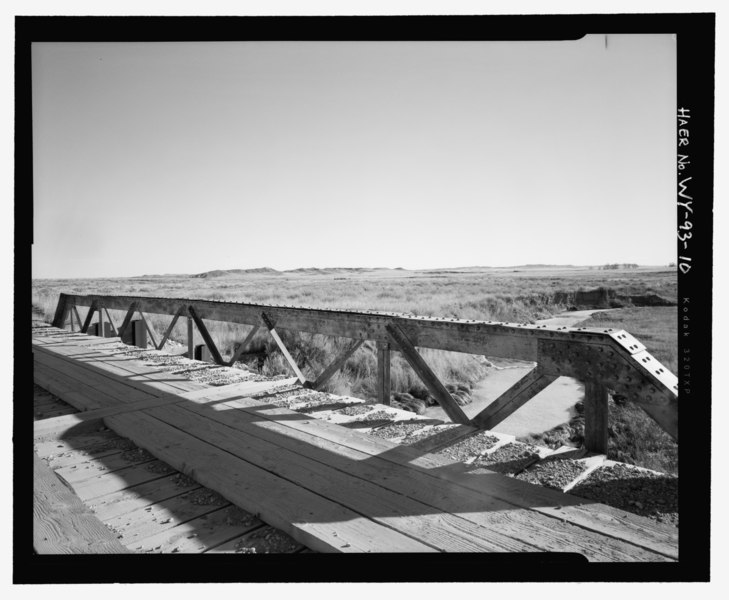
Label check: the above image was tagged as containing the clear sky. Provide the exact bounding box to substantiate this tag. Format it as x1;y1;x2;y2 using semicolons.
31;35;676;278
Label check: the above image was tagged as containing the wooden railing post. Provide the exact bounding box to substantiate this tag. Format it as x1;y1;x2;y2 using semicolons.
583;380;610;454
376;341;391;405
187;313;194;359
51;293;70;328
98;305;105;337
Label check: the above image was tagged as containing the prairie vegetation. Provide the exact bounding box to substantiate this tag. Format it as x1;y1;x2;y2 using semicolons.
32;266;678;472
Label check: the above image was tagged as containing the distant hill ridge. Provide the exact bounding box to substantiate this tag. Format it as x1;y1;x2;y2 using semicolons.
191;267;281;278
164;264;663;279
190;267;404;278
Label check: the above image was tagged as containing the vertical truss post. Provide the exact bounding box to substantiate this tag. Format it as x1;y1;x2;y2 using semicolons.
376;341;391;405
187;313;194;359
583;381;610;454
98;304;105;337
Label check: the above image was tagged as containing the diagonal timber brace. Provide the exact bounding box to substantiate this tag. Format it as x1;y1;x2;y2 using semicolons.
157;305;186;350
135;309;158;349
80;301;99;334
102;307;118;336
261;311;307;384
471;367;558;431
72;306;83;331
385;324;470;425
117;302;139;340
309;339;364;390
187;306;224;365
226;326;261;367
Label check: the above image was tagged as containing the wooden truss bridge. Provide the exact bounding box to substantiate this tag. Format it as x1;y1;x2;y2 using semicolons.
53;293;678;452
32;293;679;559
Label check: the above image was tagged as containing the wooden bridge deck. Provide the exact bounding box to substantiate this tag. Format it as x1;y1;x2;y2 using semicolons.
32;324;678;560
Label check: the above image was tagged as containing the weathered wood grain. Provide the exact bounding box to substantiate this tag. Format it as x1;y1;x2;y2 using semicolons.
105;410;437;552
34;454;130;554
132;505;265;554
71;460;177;502
89;473;203;522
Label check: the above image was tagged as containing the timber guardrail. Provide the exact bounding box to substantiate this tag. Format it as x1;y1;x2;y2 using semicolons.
50;293;678;452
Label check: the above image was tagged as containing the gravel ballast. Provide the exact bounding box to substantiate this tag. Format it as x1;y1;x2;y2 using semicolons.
515;456;588;490
435;431;502;462
369;419;440;440
469;442;541;474
569;463;678;525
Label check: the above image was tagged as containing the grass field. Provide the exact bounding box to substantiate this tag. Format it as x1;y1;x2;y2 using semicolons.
32;266;678;472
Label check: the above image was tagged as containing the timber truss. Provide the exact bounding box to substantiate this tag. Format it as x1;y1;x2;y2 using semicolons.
52;293;678;452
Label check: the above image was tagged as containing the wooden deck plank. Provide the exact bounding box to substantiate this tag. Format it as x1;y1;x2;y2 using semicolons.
194;388;678;558
131;505;265;554
33;454;130;554
88;473;203;522
34;346;202;391
43;441;134;470
34;346;205;394
35;351;210;397
70;460;178;502
140;403;538;553
169;396;670;561
105;410;437;553
35;430;122;458
54;448;158;485
34;405;78;420
31;330;677;559
33;367;108;412
108;493;236;547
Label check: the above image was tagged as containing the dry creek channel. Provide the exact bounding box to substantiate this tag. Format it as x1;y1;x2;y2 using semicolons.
424;309;616;437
